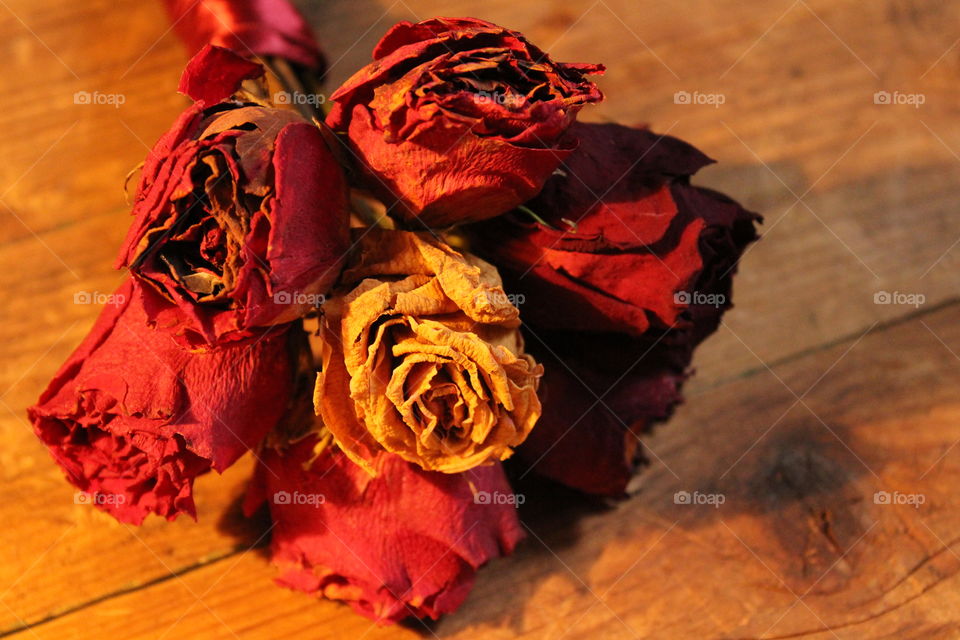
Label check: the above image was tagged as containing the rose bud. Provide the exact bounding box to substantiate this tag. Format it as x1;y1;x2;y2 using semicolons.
162;0;327;72
315;228;542;475
28;279;300;524
326;17;604;227
466;122;760;495
116;45;350;349
244;431;524;623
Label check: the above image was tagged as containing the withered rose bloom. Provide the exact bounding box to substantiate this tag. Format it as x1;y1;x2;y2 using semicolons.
117;46;349;349
28;280;299;524
467;122;758;337
316;228;542;474
327;17;604;227
467;122;759;495
244;432;524;623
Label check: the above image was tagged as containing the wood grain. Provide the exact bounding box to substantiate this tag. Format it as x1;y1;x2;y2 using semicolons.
14;296;960;639
1;0;959;637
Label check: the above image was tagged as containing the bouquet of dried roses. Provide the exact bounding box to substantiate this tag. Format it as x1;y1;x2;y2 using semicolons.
29;1;759;624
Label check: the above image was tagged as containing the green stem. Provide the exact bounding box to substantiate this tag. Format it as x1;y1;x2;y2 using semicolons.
517;205;557;230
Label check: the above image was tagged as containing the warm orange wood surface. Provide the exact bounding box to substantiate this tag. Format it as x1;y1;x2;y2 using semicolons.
2;1;959;638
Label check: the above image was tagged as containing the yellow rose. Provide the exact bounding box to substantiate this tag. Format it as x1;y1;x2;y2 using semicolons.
315;229;542;474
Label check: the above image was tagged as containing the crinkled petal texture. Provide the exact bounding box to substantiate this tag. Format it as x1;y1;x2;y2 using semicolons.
117;47;349;349
327;17;603;226
28;279;298;524
244;434;524;623
162;0;326;71
467;121;758;336
468;122;760;495
316;229;542;474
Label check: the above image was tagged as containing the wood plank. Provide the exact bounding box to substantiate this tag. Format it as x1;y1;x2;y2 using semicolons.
0;0;190;244
13;294;960;639
2;0;959;635
0;211;270;633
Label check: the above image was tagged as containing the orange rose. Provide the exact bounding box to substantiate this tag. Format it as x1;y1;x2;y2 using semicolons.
315;229;542;474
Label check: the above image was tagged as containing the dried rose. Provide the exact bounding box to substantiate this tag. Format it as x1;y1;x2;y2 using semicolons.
467;122;759;495
466;121;759;337
244;432;524;623
315;228;542;474
28;279;299;524
116;45;349;348
511;330;689;495
326;17;604;227
162;0;326;72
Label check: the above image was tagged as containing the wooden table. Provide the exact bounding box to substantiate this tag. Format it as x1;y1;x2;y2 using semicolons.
2;0;959;637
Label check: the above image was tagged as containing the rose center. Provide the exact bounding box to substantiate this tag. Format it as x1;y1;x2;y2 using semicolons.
157;154;251;303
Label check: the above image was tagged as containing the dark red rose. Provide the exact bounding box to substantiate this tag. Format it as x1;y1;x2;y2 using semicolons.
161;0;326;72
511;329;688;496
117;46;349;348
468;122;760;495
244;432;525;623
28;279;299;524
466;121;759;337
326;17;604;227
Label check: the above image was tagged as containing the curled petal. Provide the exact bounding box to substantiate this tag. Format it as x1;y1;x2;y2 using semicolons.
244;434;524;623
316;229;542;474
118;52;349;348
29;279;298;523
327;17;603;225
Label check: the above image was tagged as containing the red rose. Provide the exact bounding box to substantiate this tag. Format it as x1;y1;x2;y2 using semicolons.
327;17;603;227
468;122;760;494
117;46;349;348
28;279;299;524
244;433;525;623
161;0;326;72
511;330;689;495
467;121;759;336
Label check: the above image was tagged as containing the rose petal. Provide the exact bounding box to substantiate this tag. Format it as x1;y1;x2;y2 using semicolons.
178;44;265;106
244;434;524;623
28;279;298;523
